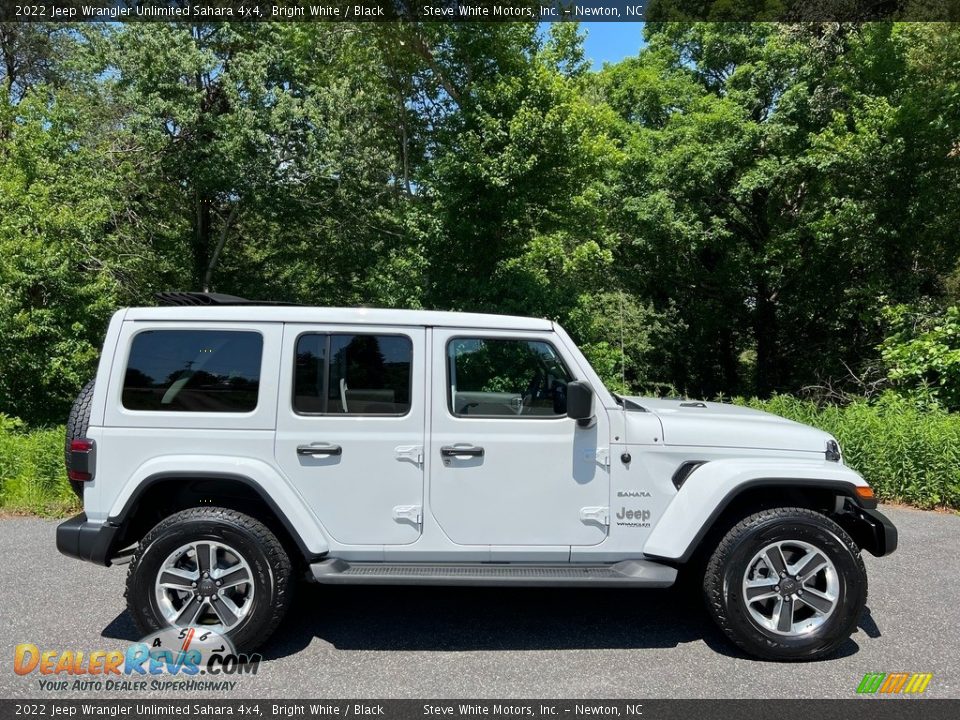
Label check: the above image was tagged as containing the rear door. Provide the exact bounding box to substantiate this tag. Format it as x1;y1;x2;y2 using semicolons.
428;329;610;547
274;324;426;546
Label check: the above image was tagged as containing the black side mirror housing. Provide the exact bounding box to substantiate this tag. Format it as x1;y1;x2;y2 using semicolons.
566;381;594;426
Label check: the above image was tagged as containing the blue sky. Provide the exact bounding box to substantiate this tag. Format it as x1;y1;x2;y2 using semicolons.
580;22;646;68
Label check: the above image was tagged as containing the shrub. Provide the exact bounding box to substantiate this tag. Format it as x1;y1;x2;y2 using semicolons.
0;417;78;516
736;394;960;510
878;304;960;411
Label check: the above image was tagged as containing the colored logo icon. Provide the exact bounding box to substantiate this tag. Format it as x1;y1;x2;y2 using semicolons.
857;673;933;694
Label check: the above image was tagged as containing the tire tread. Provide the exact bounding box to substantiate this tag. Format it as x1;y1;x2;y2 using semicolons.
703;506;867;661
125;506;293;652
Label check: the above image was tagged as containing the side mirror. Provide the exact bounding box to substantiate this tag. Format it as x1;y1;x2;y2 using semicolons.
566;381;594;426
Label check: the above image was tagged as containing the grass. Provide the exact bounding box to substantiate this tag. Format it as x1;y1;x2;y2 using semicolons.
1;392;958;515
0;420;78;517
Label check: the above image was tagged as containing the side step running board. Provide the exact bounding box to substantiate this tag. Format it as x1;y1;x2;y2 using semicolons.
309;559;677;588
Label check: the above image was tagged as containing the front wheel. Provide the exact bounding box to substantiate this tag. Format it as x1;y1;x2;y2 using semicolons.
125;507;293;652
703;507;867;661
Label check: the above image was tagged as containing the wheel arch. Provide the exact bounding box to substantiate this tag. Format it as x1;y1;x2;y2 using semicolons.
108;470;328;565
643;459;879;564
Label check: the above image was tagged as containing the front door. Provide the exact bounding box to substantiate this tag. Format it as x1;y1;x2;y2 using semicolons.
275;324;426;546
429;329;610;546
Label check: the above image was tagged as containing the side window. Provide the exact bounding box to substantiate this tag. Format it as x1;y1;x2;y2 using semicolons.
122;330;263;412
294;334;412;415
293;334;326;413
447;338;573;418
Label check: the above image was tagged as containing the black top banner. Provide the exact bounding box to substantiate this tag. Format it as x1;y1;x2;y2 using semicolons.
3;0;959;22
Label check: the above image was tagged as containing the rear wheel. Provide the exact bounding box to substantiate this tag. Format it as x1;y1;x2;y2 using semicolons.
125;507;293;652
703;507;867;661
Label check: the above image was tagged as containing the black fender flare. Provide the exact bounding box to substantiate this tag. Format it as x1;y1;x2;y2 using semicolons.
109;471;324;563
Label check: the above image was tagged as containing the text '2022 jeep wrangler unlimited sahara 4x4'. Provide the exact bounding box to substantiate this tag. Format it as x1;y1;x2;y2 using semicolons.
58;293;897;661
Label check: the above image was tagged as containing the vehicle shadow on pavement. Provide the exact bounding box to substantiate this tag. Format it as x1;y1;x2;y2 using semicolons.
101;584;876;662
262;584;871;661
266;585;714;657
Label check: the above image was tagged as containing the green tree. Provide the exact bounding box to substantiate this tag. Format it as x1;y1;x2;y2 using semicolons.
0;25;124;423
880;304;960;410
601;22;960;397
3;20;960;425
105;23;426;306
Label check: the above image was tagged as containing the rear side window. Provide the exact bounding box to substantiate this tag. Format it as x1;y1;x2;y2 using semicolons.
294;333;412;415
122;330;263;412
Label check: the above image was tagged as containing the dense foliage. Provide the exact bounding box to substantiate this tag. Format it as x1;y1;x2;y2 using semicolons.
742;394;960;509
0;416;74;515
879;304;960;410
1;22;958;425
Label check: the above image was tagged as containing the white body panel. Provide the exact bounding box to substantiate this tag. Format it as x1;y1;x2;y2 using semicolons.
631;397;833;452
122;305;554;332
643;457;869;560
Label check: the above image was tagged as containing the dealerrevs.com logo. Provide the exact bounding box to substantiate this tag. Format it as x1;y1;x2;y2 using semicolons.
857;673;934;695
14;628;261;692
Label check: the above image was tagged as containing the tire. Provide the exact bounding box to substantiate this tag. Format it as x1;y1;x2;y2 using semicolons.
703;507;867;661
64;379;96;498
125;507;293;653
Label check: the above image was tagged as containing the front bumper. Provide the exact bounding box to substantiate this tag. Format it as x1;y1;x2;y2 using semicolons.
56;513;119;566
844;506;898;557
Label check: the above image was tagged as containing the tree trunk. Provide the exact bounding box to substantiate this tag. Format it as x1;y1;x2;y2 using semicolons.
718;324;739;395
0;27;17;143
192;192;212;291
404;29;462;106
203;203;239;293
754;275;779;396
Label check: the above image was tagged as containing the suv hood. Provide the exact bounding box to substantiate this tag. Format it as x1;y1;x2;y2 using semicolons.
624;397;833;454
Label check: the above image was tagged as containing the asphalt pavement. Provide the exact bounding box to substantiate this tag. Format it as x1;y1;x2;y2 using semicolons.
0;506;957;699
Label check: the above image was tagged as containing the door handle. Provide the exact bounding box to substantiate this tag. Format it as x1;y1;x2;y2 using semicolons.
440;445;484;458
297;443;342;457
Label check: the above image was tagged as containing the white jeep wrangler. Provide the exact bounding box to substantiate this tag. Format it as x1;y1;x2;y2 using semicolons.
58;293;897;661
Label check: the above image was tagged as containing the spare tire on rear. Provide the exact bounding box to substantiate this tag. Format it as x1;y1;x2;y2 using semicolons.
65;379;96;499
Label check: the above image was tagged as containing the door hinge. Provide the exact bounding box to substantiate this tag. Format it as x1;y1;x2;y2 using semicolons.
583;447;610;467
394;445;424;464
579;506;609;526
393;504;422;526
597;447;610;468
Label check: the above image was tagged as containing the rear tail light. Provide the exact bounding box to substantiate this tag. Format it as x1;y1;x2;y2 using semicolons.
68;439;96;482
